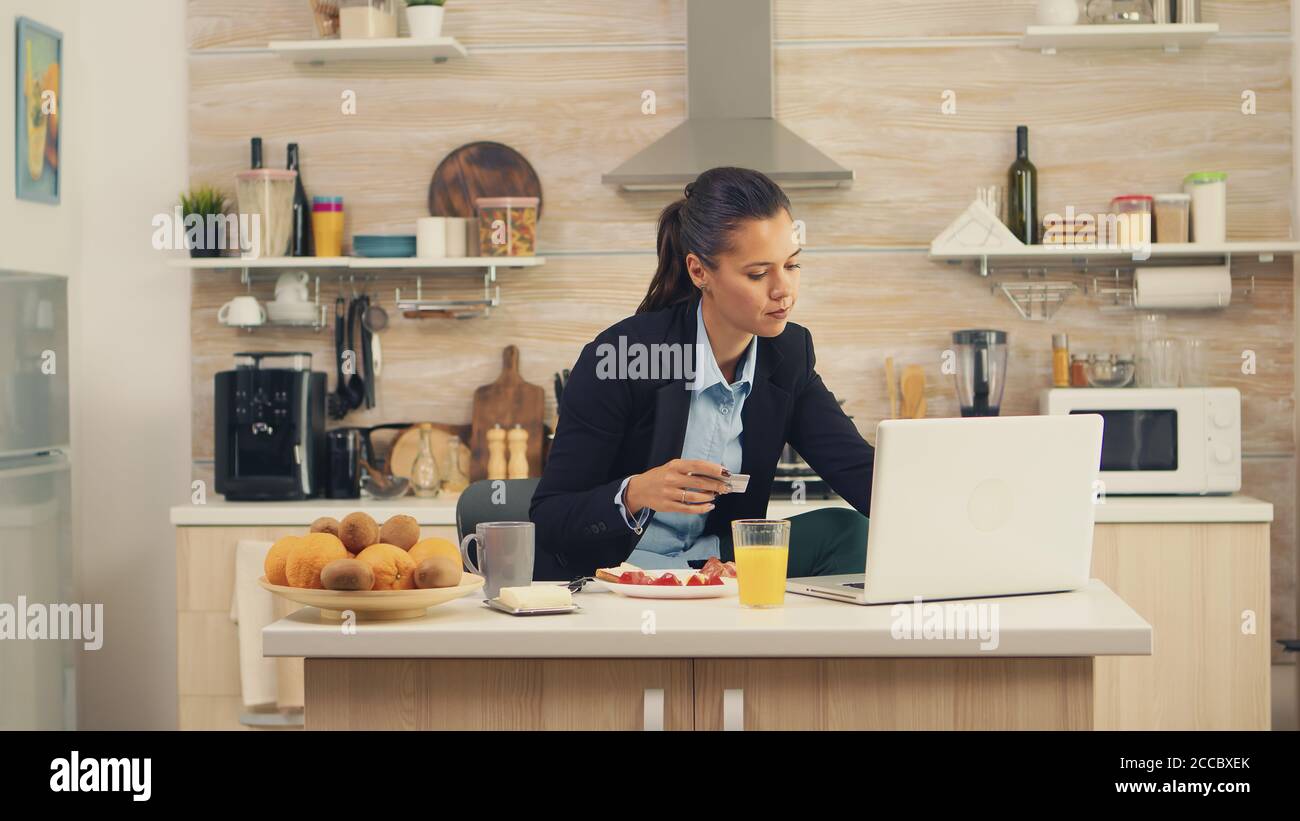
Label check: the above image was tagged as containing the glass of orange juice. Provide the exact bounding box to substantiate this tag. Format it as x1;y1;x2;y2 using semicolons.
731;519;790;608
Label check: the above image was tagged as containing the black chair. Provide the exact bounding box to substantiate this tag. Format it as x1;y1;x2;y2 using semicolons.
454;478;540;567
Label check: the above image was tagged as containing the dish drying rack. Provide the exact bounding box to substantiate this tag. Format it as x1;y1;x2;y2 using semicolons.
986;265;1256;320
396;270;500;320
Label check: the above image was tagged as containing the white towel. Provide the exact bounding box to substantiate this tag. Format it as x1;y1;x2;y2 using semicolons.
230;540;278;708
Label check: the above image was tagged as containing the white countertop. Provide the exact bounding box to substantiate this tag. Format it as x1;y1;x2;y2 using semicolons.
170;493;1272;526
262;579;1151;659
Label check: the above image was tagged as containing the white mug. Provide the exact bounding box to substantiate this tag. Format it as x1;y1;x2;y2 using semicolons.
445;217;469;257
417;216;447;258
218;295;266;326
274;271;310;303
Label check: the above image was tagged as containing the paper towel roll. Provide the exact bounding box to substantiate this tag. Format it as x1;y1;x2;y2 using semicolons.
1133;265;1231;309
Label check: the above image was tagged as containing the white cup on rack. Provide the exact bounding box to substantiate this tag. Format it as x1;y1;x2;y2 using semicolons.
274;271;310;303
218;295;266;327
417;217;447;258
445;217;469;258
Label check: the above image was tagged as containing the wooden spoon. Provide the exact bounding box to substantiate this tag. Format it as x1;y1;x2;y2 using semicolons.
885;357;899;420
900;365;926;419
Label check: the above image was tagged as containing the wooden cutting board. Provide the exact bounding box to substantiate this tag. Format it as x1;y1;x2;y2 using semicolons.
468;345;545;481
427;141;544;219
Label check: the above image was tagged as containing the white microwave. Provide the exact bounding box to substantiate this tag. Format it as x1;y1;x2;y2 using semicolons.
1040;387;1241;495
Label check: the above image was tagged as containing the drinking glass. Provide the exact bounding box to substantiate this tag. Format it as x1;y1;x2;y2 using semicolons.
732;519;791;608
1180;337;1207;387
1147;338;1182;388
976;185;1004;223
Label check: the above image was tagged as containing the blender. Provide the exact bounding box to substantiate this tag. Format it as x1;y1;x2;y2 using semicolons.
952;330;1008;417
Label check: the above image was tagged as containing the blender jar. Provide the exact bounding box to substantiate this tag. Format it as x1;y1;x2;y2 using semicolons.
952;329;1008;417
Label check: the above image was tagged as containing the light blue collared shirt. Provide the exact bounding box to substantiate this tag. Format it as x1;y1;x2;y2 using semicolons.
613;300;757;568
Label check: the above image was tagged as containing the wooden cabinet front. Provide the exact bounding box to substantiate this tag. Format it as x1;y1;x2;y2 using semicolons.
304;658;695;731
692;658;1093;731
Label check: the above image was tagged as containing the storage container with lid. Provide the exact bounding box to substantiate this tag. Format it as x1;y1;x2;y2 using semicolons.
235;169;298;259
1152;193;1190;244
1085;0;1154;23
1108;195;1152;249
1184;171;1227;244
339;0;398;39
475;196;539;257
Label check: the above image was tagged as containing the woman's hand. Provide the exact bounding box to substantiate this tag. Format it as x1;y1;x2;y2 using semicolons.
625;459;730;516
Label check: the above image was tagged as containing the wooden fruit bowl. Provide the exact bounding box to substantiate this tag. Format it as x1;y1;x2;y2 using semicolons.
259;573;485;620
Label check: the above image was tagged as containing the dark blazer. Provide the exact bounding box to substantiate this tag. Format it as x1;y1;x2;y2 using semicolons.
529;293;874;580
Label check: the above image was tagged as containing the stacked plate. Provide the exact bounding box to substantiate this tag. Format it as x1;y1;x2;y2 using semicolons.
267;300;320;325
353;234;417;258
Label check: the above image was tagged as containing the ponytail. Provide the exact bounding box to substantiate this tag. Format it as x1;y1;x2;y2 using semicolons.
637;167;791;315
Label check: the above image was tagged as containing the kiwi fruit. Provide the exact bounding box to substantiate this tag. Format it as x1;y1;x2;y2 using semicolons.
413;556;462;589
320;558;375;591
338;511;379;553
309;516;341;538
379;514;421;550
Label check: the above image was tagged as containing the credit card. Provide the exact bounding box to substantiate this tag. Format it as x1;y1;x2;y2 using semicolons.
725;473;750;493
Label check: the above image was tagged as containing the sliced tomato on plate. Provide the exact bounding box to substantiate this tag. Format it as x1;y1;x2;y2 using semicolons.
651;572;682;586
618;570;651;585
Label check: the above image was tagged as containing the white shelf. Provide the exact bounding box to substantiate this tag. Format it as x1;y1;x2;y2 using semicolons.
170;256;350;269
265;37;468;64
1021;23;1219;53
930;242;1300;264
348;255;545;270
169;256;545;270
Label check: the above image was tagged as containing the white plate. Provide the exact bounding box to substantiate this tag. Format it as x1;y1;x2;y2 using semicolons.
592;568;737;599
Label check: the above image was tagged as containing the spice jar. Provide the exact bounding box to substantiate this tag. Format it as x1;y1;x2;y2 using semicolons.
1070;353;1090;388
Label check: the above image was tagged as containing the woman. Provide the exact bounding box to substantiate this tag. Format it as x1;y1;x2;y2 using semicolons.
529;167;874;581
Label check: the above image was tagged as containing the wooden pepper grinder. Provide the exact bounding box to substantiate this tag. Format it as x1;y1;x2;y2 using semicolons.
507;424;530;479
486;424;508;481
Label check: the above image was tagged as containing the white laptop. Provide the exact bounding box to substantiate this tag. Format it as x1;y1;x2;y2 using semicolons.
787;414;1103;605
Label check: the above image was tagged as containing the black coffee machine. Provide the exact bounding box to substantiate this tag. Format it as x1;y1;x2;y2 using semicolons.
215;351;327;501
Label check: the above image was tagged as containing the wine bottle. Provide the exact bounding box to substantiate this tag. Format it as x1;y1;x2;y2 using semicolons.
250;137;263;170
287;143;314;257
1007;125;1038;245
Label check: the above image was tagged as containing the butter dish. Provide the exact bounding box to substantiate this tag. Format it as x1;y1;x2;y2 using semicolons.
483;598;581;617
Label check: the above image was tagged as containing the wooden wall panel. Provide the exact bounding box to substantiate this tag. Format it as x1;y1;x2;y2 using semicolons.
188;43;1292;251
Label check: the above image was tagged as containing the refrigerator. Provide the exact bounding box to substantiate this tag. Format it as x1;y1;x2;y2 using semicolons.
0;271;73;729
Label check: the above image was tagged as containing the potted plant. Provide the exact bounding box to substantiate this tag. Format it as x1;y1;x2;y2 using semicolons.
405;0;445;39
179;185;230;258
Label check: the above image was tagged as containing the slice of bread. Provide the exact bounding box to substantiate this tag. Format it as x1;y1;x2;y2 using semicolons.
595;562;642;583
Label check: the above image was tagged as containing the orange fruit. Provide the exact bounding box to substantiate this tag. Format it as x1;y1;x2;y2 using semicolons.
285;533;348;589
408;537;461;569
355;543;417;590
264;536;304;586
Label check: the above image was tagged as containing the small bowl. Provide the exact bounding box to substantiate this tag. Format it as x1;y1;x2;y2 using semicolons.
1085;356;1135;388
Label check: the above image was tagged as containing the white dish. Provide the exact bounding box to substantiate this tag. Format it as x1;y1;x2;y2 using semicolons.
267;301;319;321
483;598;581;616
592;568;737;599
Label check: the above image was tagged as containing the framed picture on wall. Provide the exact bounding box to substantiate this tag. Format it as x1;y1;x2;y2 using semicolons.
15;16;62;205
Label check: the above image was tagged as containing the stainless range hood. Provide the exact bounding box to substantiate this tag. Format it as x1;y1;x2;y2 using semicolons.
602;0;853;191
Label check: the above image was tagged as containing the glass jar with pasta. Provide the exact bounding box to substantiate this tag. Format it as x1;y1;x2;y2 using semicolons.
475;196;539;257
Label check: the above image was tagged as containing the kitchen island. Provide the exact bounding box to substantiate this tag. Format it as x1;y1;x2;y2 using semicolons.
263;580;1150;730
173;493;1272;730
